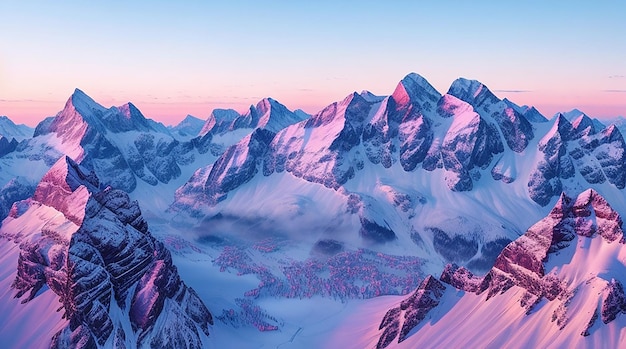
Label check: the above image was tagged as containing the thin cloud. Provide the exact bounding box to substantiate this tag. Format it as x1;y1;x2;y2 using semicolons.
603;89;626;93
0;99;58;103
608;75;625;79
494;89;532;93
136;95;259;105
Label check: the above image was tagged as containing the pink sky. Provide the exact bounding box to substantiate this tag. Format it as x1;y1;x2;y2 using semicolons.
2;80;624;127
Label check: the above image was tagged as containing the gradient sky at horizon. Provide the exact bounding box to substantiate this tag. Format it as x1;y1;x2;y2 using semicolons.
1;1;625;126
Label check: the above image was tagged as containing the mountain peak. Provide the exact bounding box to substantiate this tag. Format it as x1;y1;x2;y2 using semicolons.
391;73;441;106
170;114;205;139
601;123;624;143
403;72;438;92
554;112;573;127
253;97;275;116
554;108;588;122
571;114;595;134
448;77;483;94
447;78;497;107
117;102;141;118
360;90;385;103
543;113;574;142
2;154;213;347
72;87;88;99
253;97;306;132
183;114;199;121
502;98;548;123
69;88;104;114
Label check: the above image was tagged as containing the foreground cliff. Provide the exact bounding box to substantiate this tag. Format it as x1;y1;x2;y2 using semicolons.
0;156;213;348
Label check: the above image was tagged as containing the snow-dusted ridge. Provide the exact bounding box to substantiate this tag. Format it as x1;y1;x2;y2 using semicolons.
345;189;626;348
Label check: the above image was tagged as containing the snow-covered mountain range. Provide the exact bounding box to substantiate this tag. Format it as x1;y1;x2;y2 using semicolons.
1;72;625;348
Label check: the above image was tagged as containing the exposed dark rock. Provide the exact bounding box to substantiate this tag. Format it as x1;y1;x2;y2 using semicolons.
359;217;396;243
0;177;35;224
466;238;512;272
312;239;344;256
440;263;482;292
376;276;445;348
430;228;479;263
601;279;626;324
0;136;18;157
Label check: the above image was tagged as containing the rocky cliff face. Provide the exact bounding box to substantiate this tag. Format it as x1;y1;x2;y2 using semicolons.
2;156;213;348
376;276;445;348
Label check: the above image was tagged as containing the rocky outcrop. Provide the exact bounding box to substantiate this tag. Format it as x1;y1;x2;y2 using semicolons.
0;177;35;224
439;263;482;292
263;92;371;189
376;276;445;349
528;115;575;206
601;279;626;324
4;156;213;348
0;136;18;157
503;99;548;123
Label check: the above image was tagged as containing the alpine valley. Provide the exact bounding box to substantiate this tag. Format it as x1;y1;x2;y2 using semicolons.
1;73;625;348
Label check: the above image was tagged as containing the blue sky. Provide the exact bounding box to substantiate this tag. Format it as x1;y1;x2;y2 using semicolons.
1;1;625;125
